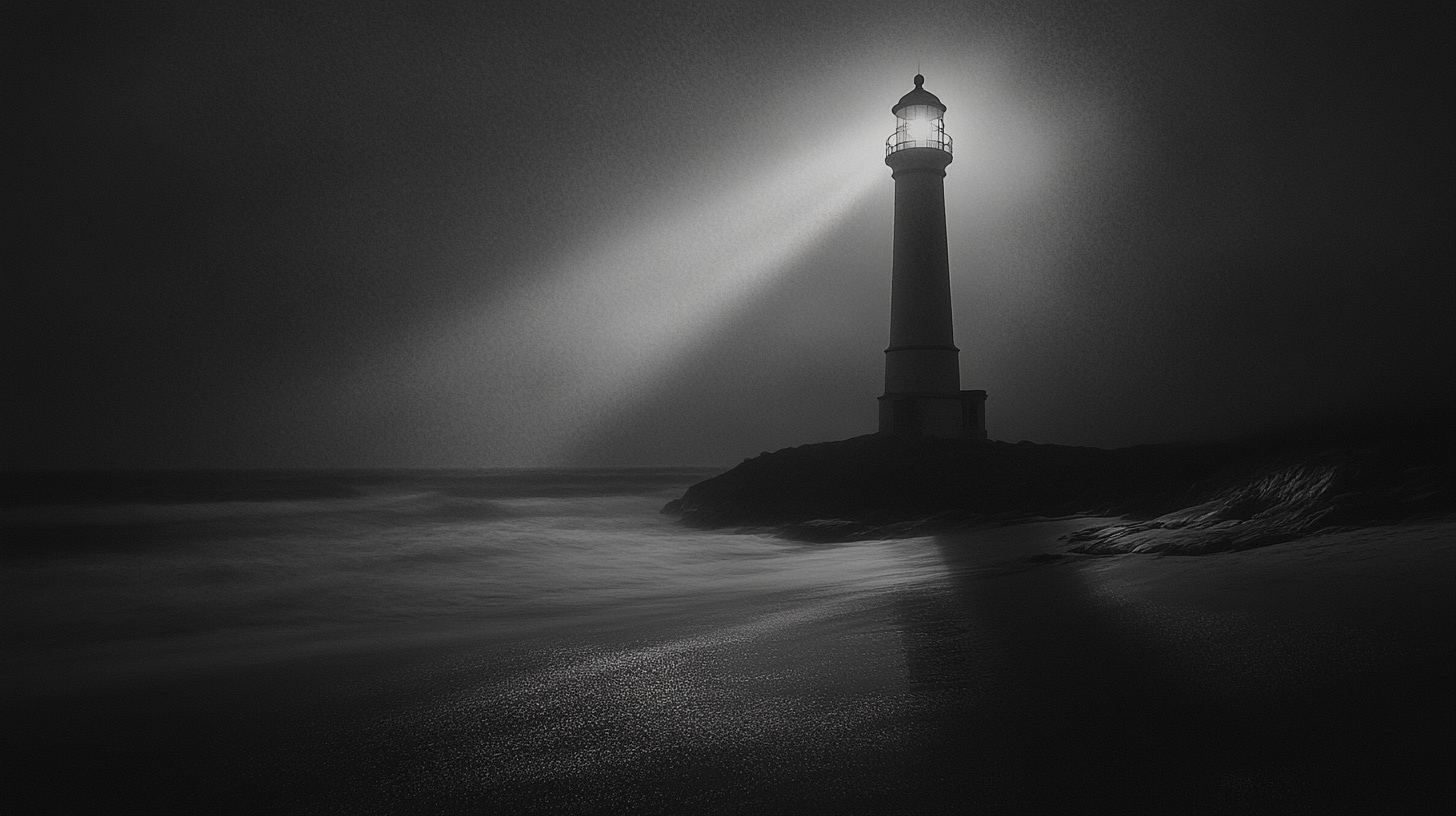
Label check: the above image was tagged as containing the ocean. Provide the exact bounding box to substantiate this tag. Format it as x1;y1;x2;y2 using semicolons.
4;469;1452;813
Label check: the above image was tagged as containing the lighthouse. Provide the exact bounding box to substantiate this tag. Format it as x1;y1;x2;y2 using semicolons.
878;75;987;439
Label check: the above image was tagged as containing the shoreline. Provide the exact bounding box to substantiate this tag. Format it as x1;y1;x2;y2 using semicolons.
7;499;1452;813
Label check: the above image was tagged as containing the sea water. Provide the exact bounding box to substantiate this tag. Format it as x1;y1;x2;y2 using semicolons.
4;469;1450;814
3;469;950;691
3;469;965;814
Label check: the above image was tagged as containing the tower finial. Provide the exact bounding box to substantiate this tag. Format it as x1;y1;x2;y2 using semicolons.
914;73;924;88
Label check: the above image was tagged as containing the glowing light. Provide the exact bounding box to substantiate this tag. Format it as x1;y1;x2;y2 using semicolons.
888;102;950;154
906;117;937;144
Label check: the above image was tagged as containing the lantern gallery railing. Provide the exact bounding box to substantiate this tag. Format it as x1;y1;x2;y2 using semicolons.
885;122;952;157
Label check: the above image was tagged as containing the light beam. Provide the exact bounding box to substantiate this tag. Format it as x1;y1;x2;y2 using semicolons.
335;129;883;465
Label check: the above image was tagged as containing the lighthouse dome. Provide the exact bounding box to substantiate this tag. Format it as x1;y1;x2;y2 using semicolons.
891;75;945;116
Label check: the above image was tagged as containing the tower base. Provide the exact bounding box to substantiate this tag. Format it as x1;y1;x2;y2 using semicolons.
878;390;987;439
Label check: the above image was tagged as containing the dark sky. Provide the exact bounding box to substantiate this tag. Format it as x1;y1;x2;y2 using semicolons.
6;1;1452;468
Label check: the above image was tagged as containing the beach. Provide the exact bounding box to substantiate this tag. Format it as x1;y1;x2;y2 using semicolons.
4;470;1452;813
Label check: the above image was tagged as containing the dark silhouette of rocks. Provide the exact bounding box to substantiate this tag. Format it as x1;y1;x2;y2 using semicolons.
664;403;1454;553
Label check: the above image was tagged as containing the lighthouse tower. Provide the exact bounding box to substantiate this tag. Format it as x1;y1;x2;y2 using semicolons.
878;75;987;439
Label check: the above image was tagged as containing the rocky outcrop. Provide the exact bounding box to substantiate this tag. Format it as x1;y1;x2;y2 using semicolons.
664;406;1454;553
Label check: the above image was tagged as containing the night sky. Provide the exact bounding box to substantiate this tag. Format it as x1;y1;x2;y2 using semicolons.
7;1;1452;469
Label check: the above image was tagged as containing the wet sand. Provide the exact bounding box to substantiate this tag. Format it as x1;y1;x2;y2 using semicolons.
907;518;1455;813
7;519;1453;814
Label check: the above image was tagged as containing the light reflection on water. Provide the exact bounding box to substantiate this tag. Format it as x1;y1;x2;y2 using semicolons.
5;469;955;812
2;470;946;699
6;471;1447;813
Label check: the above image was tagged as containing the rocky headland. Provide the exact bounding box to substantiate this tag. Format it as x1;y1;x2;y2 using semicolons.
663;405;1454;554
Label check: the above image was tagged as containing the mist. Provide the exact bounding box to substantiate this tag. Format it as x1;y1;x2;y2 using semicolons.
6;0;1450;468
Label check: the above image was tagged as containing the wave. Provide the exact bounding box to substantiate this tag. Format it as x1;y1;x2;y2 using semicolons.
0;468;720;555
